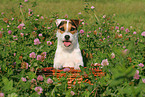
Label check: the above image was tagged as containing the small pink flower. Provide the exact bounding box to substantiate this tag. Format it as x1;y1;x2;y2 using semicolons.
0;93;4;97
47;27;51;29
101;59;109;66
133;31;136;34
37;55;42;60
136;70;139;74
125;28;130;33
20;33;24;37
47;41;52;46
8;30;12;34
79;29;84;34
28;9;33;16
29;52;36;58
64;14;68;18
39;33;42;37
141;31;145;36
31;79;37;85
47;78;53;84
63;68;70;72
118;34;122;38
13;35;18;40
40;16;44;19
21;77;27;82
111;53;115;58
21;62;29;69
35;86;43;95
24;0;28;2
37;75;43;81
29;9;32;12
87;35;89;37
78;12;81;14
142;78;145;83
34;38;41;45
31;79;36;83
134;70;139;79
12;18;14;20
41;52;47;60
122;49;128;55
91;6;95;9
82;22;85;25
14;53;16;56
1;12;4;15
120;27;124;31
115;26;119;30
103;15;106;18
18;23;25;30
71;91;75;95
123;46;126;48
138;63;144;67
134;73;139;79
20;5;23;8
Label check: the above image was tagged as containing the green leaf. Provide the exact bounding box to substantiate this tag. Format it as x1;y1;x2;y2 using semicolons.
8;93;18;97
2;77;13;92
26;72;36;79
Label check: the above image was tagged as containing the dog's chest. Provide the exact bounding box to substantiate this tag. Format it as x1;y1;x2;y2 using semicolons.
59;50;76;61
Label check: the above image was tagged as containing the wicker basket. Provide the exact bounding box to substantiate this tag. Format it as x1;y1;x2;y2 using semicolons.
37;65;104;88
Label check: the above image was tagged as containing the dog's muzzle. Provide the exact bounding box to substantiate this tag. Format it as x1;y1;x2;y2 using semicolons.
63;35;72;47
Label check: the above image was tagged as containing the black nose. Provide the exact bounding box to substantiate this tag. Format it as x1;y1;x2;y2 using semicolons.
65;35;70;40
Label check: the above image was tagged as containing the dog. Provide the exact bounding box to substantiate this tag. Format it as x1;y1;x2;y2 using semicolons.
54;19;84;69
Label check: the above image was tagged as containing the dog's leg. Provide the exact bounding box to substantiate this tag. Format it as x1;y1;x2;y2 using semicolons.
74;60;84;70
54;52;63;69
74;50;84;70
54;63;63;69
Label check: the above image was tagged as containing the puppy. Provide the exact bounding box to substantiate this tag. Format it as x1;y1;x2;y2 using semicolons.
54;19;84;69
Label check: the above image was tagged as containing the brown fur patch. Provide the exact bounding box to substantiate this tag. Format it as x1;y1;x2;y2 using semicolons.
58;20;78;34
70;19;80;28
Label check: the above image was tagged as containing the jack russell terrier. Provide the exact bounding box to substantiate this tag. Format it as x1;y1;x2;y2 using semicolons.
54;19;84;69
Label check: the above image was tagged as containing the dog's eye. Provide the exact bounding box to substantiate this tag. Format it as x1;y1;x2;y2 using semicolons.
59;27;65;31
70;27;75;31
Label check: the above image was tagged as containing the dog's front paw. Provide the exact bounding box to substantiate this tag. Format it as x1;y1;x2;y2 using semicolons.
53;64;63;69
74;63;83;70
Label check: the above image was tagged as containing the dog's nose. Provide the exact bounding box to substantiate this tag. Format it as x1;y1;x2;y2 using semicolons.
65;35;70;40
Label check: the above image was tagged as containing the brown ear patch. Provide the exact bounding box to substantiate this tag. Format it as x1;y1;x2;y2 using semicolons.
58;21;67;29
70;19;80;29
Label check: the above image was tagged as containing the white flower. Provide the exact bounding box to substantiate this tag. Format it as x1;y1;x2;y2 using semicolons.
111;53;115;58
101;59;109;66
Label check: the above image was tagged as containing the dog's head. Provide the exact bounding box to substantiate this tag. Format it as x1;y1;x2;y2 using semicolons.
56;19;80;49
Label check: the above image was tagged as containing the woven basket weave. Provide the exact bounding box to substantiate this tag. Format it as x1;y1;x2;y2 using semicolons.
37;65;104;88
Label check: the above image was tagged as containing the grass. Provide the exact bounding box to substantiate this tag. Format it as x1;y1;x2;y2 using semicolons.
0;0;145;28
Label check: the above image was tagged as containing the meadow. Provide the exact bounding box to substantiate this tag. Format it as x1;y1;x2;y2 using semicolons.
0;0;145;96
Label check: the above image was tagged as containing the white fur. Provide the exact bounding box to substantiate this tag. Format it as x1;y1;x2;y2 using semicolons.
54;19;84;69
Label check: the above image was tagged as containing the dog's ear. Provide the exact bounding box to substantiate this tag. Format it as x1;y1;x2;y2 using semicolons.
55;19;66;27
70;19;80;27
